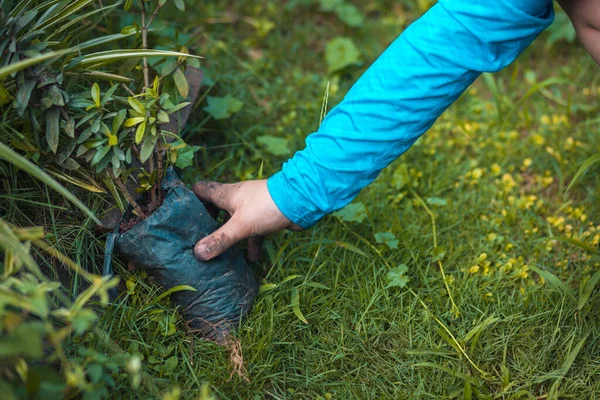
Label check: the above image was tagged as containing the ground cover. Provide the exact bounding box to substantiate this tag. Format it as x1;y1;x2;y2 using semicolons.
3;1;600;398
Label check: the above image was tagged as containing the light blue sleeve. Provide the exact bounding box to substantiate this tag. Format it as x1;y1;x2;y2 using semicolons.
267;0;554;229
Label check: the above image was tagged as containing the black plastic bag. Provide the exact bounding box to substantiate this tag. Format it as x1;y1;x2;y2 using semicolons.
103;168;258;340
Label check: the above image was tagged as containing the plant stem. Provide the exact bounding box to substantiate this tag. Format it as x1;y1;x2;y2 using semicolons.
146;1;162;29
112;173;145;218
156;136;164;203
121;83;136;97
141;2;150;89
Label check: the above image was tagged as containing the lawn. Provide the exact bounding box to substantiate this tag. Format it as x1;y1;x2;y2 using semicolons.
2;1;600;399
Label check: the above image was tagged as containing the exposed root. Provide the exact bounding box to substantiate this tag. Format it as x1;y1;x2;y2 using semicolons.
225;336;249;383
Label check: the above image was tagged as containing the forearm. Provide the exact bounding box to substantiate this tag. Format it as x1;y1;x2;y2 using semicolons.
268;0;554;229
558;0;600;65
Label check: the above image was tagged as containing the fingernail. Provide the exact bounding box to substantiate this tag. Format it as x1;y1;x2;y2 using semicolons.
196;244;211;260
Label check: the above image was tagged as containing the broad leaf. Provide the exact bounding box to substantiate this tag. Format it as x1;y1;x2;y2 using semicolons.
333;202;367;223
203;95;244;119
387;264;410;288
256;135;290;156
374;231;399;249
174;145;201;169
172;67;189;97
325;37;361;74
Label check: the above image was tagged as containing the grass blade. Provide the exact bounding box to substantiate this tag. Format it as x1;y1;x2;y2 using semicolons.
565;152;600;195
578;269;600;310
0;49;71;79
547;236;598;255
548;337;587;399
0;142;100;225
291;287;308;324
151;285;197;304
528;265;575;301
413;362;482;388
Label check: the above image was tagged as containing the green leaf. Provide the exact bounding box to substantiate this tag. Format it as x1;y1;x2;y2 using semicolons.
140;134;159;163
174;145;201;169
291;287;308;324
0;143;100;225
426;197;447;206
319;0;344;11
157;110;170;124
547;236;598;255
125;117;146;127
135;119;147;144
152;285;197;304
565;152;600;194
335;241;367;257
14;80;36;116
528;265;575;301
91;145;110;166
392;163;410;190
578;270;600;310
128;97;145;115
173;67;189;97
325;37;361;74
0;49;72;80
386;264;410;288
65;117;75;138
548;337;587;398
112;109;127;133
0;82;13;106
70;49;202;69
165;356;178;372
333;202;367;223
72;308;97;335
174;0;185;11
374;231;399;249
91;83;100;107
256;135;290;156
165;101;191;115
120;25;137;35
45;107;60;154
203;95;244;120
259;283;278;294
87;363;104;384
334;4;365;27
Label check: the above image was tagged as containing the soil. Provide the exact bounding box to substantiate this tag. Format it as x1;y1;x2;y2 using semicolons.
119;196;163;233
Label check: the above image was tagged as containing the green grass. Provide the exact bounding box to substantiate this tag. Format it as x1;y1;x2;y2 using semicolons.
4;1;600;398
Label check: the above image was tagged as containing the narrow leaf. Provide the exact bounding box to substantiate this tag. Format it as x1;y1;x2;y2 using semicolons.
0;143;100;224
45;107;60;153
291;287;308;324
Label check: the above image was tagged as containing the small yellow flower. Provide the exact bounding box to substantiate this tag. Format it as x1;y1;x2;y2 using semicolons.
540;115;551;125
469;265;480;274
532;133;545;145
490;163;502;176
522;158;532;169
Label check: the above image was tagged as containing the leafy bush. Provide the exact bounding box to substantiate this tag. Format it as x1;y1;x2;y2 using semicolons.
1;0;202;216
1;1;206;398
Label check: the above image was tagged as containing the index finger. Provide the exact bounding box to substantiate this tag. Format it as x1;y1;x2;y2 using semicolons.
191;181;235;212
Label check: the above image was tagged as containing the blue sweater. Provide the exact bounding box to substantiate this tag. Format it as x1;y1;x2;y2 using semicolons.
267;0;555;229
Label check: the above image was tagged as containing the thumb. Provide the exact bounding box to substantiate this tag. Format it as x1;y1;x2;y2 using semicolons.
194;217;247;261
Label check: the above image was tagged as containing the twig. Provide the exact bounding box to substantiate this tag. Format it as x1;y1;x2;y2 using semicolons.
121;83;136;97
145;1;162;29
140;2;150;89
111;173;145;218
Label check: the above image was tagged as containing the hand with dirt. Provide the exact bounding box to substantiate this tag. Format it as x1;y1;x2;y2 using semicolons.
192;180;302;262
